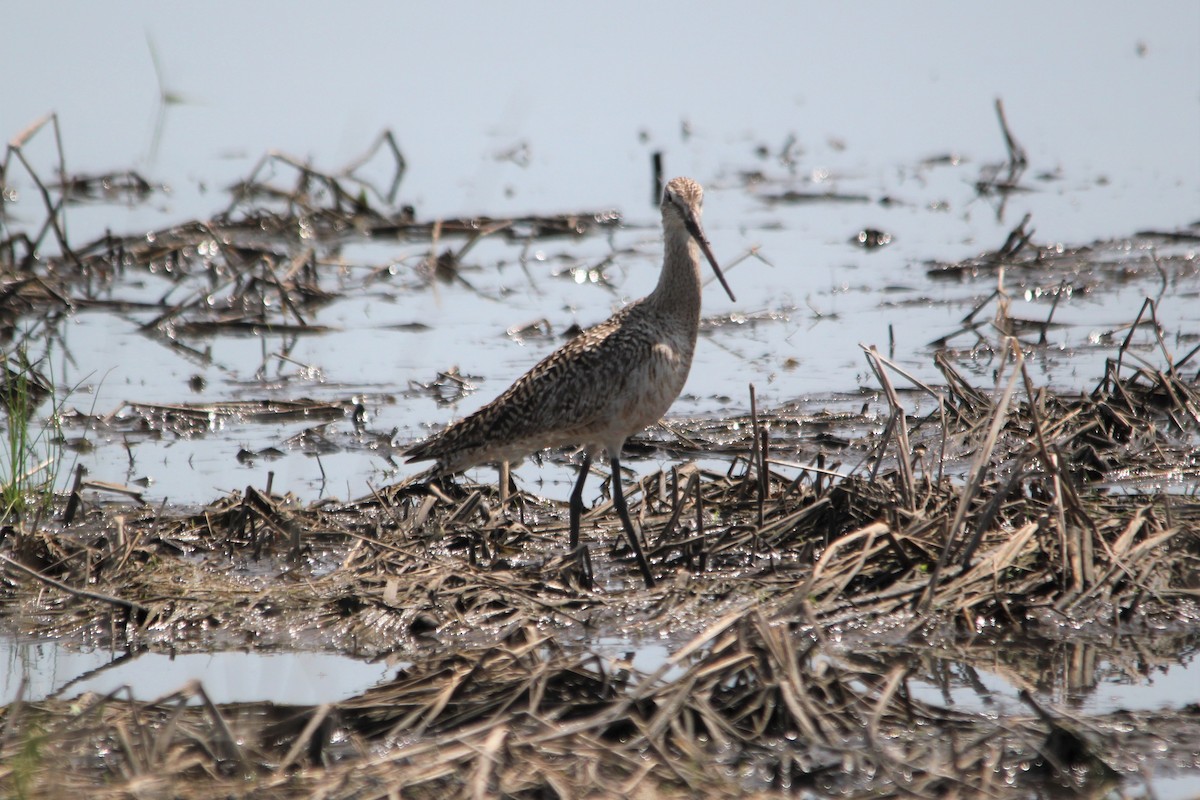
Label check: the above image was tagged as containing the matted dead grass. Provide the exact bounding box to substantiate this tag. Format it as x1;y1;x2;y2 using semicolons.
3;327;1197;798
3;118;1199;797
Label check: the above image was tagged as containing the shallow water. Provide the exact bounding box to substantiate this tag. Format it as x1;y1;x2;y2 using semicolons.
5;625;1195;717
907;648;1200;716
5;2;1199;508
0;635;398;706
3;5;1200;795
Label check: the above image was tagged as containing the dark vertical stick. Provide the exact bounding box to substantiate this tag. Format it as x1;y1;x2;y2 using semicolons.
651;152;664;207
748;384;765;527
288;519;301;563
62;463;86;525
670;465;679;513
759;428;770;500
657;470;696;547
1038;280;1067;345
995;97;1027;171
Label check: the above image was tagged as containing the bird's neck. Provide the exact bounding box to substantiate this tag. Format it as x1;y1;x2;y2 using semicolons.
645;231;703;322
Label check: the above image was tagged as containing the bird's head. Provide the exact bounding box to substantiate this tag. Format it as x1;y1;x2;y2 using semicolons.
661;177;735;302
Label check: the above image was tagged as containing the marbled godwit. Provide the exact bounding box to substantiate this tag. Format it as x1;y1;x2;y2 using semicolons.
404;177;735;587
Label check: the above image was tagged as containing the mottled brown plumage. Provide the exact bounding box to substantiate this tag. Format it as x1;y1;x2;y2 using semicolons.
405;177;734;587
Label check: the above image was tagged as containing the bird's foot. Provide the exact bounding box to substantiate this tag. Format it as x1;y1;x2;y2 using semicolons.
556;542;593;590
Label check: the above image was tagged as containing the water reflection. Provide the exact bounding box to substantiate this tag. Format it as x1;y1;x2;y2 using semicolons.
868;630;1200;715
0;635;397;706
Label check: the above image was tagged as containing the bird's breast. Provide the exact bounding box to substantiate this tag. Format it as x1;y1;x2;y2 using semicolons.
595;331;695;439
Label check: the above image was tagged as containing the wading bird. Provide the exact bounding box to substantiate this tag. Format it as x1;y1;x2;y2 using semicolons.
405;177;735;587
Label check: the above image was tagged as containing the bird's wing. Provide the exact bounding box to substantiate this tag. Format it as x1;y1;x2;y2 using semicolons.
404;304;647;468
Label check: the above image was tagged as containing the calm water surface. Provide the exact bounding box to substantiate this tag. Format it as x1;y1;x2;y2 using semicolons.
5;1;1197;504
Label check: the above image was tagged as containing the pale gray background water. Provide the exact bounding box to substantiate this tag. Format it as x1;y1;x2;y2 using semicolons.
5;1;1198;505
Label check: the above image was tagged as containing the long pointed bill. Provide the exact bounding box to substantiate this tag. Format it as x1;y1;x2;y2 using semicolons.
684;213;736;302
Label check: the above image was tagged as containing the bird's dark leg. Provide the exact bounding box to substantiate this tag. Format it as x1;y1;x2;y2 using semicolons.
569;451;593;549
567;452;595;588
498;461;510;508
608;454;656;588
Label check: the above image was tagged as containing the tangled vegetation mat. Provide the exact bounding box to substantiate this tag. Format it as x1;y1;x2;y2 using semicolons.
2;117;1199;798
